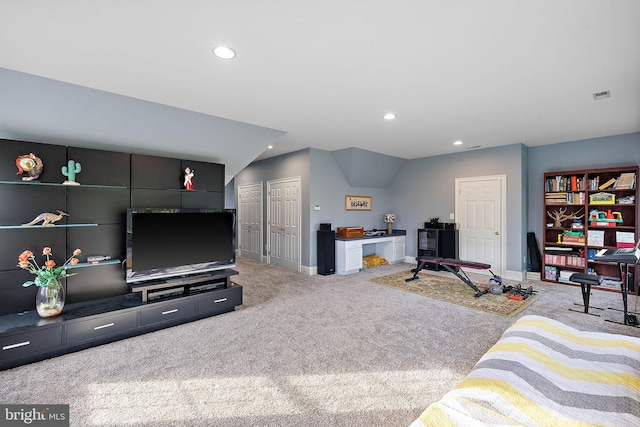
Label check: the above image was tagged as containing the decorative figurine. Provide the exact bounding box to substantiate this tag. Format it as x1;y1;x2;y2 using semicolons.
15;153;44;181
61;159;82;185
184;167;194;190
547;207;584;228
22;210;69;226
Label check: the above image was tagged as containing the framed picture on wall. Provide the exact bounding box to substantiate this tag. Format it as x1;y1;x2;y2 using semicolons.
345;195;372;211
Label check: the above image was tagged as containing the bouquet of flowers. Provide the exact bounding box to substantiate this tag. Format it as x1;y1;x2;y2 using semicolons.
383;213;396;223
18;247;82;288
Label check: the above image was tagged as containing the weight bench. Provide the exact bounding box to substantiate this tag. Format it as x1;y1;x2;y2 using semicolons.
569;272;603;315
406;257;491;297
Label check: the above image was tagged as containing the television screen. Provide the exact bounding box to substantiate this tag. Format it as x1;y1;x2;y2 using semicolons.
126;208;236;283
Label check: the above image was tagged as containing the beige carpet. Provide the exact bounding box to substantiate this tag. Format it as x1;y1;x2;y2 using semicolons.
369;270;538;317
0;258;637;427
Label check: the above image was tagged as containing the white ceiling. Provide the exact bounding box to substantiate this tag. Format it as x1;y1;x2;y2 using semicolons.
1;0;639;165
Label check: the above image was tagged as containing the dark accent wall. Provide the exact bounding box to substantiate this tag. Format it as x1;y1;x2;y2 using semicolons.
0;139;225;315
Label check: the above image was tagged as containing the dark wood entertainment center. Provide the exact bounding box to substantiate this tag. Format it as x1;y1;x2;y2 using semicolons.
0;139;242;370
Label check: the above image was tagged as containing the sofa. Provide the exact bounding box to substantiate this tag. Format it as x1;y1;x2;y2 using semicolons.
411;315;640;426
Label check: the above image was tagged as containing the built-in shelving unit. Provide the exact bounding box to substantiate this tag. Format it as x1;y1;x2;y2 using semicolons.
542;166;638;292
0;138;239;370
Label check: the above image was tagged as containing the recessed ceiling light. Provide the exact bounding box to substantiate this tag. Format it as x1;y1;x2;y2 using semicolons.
267;145;273;149
212;46;236;59
383;113;396;120
453;140;463;146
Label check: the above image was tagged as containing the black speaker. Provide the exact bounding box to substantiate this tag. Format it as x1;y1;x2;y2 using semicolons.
439;229;458;258
317;230;335;275
319;223;331;231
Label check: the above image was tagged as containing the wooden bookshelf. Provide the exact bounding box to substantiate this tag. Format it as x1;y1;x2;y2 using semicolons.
542;166;638;293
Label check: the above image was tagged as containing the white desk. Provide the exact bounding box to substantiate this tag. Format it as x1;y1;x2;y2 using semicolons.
335;234;405;275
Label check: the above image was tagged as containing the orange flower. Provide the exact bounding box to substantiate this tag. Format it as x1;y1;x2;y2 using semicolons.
19;246;82;289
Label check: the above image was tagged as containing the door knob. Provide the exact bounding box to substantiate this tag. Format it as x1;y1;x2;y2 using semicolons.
495;231;500;235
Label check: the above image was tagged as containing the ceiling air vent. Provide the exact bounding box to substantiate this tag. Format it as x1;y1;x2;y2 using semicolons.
465;145;481;150
593;90;610;100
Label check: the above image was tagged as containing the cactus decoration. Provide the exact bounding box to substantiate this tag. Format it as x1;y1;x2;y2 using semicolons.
61;160;82;185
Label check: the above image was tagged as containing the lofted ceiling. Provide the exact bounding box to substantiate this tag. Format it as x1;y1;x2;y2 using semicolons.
0;1;639;176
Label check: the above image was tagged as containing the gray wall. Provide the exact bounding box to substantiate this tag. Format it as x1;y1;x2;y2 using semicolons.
236;143;526;273
233;148;394;267
232;132;640;276
233;149;312;265
310;148;394;265
0;67;284;183
390;144;527;273
527;132;640;239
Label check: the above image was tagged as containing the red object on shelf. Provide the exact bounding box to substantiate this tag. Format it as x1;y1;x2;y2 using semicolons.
617;242;635;248
590;221;616;227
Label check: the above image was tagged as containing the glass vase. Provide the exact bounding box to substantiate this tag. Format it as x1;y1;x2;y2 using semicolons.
35;281;65;318
386;222;393;235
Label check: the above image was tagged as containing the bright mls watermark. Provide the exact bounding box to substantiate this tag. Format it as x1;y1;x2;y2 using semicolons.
1;405;69;426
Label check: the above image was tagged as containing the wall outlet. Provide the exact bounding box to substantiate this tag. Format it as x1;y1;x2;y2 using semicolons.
449;213;455;220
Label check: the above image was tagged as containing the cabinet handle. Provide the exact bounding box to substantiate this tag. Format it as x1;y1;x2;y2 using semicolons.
162;309;178;315
214;298;228;303
94;323;115;330
3;341;30;351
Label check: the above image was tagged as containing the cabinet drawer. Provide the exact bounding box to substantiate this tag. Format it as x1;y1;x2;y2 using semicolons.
140;298;195;326
1;327;63;360
196;286;242;315
66;311;137;344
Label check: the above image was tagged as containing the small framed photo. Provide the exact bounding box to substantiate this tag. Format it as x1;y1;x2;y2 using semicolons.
345;195;372;211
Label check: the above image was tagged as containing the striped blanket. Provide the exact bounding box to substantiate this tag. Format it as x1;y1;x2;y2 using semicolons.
410;315;640;427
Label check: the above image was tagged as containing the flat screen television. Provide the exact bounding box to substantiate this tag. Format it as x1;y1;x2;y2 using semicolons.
125;208;236;284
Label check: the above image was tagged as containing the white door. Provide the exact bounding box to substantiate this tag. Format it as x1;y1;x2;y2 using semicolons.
455;175;506;277
267;177;301;272
237;183;263;262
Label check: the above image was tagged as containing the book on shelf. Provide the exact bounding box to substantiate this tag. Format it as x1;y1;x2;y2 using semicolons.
546;176;583;192
614;172;636;190
544;246;574;253
544;192;584;205
587;229;604;246
598;177;617;190
544;265;558;280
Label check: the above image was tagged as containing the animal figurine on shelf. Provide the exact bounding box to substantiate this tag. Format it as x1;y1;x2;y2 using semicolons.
22;211;69;226
15;153;44;181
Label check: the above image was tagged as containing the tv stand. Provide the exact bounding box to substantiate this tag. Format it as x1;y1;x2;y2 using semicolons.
129;269;239;302
1;271;242;371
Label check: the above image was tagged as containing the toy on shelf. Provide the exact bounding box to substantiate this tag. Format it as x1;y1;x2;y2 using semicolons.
15;153;43;181
589;209;622;227
589;192;615;204
558;230;585;245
